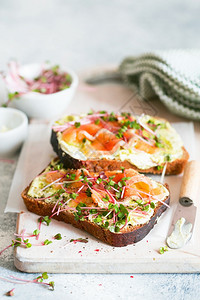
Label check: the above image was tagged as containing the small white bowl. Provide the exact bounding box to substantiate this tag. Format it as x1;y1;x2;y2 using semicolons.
0;107;28;157
11;63;79;119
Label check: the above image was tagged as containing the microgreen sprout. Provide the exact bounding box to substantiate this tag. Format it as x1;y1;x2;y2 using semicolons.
54;233;62;240
70;173;76;180
95;119;100;125
11;238;32;248
70;193;78;200
38;216;51;226
159;246;169;254
43;239;52;245
165;154;171;162
54;163;64;170
157;165;163;171
102;194;110;202
120;166;125;173
86;188;92;197
36;272;49;282
74;122;81;128
0;273;55;291
150;202;156;209
99;110;106;114
33;229;40;236
0;237;33;256
155;142;164;148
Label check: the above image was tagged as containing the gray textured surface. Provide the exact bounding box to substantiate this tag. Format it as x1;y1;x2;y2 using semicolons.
0;0;200;72
0;0;200;299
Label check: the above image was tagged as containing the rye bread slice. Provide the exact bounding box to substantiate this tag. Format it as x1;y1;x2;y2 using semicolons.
21;167;170;247
51;128;189;175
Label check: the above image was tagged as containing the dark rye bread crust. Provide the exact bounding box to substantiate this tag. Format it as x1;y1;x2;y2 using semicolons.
51;129;189;175
21;183;170;247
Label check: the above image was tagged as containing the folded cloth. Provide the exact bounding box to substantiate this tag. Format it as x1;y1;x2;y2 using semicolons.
119;50;200;120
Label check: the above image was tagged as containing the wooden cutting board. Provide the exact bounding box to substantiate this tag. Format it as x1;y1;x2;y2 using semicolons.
13;66;200;273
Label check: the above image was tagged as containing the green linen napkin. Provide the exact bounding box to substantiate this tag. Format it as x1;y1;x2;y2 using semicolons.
119;50;200;120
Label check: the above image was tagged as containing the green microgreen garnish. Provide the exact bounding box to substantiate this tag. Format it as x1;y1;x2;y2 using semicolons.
108;112;117;122
54;163;64;170
165;154;171;162
96;178;103;184
70;173;76;180
37;272;48;282
38;216;51;226
88;110;94;115
108;179;115;186
159;246;168;254
49;281;55;290
136;199;143;206
33;229;40;236
143;204;150;211
74;122;81;128
121;166;125;173
43;239;52;245
155;142;164;148
147;119;154;125
95;119;100;125
102;194;109;202
108;203;119;213
157;165;163;170
9;91;19;100
129;120;141;129
116;116;141;139
121;112;131;117
70;192;78;199
2;273;55;292
94;215;103;223
74;202;87;220
35;272;55;290
86;188;92;197
150;202;156;209
157;123;166;129
11;238;32;248
116;125;128;138
54;233;62;240
23;239;32;248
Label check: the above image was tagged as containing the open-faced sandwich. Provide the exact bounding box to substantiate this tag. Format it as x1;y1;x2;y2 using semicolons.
22;158;170;247
51;111;189;175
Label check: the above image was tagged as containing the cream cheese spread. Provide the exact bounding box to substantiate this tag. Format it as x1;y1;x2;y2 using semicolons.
166;217;193;249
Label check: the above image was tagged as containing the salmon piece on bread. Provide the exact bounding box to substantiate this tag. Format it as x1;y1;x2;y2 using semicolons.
22;158;170;247
50;111;189;175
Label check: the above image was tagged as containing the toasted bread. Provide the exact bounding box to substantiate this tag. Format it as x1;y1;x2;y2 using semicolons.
50;112;189;175
21;159;170;247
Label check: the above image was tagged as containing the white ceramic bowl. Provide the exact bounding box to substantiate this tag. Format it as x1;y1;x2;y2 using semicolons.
11;63;79;119
0;107;28;157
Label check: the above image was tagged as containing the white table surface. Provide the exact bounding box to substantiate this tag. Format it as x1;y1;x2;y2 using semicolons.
0;1;200;299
